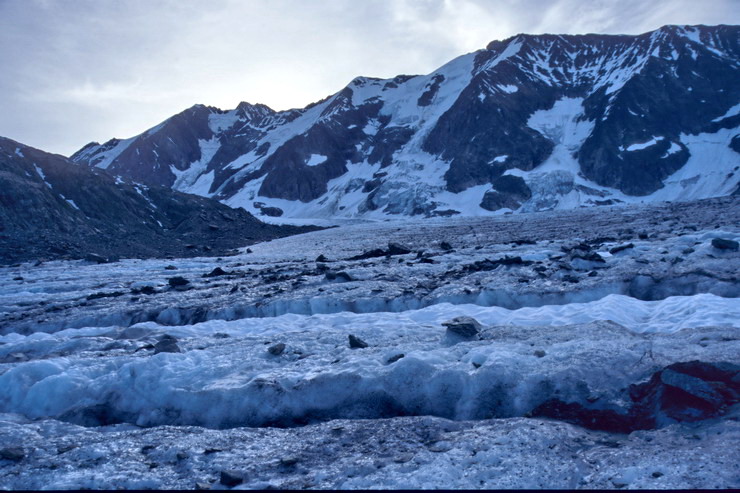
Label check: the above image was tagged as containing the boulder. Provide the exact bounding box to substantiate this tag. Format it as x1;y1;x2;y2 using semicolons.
220;470;244;487
387;353;405;364
0;447;24;461
138;285;157;295
204;267;230;277
325;271;353;282
84;253;109;264
268;343;286;356
168;276;190;289
442;316;483;339
387;242;412;256
348;248;388;260
712;238;739;251
259;206;284;217
463;256;531;272
349;334;369;349
154;335;182;354
609;243;634;254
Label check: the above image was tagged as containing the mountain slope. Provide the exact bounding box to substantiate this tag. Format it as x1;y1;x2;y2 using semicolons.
72;25;740;220
0;137;317;264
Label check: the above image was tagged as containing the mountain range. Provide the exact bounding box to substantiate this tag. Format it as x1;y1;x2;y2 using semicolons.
70;24;740;221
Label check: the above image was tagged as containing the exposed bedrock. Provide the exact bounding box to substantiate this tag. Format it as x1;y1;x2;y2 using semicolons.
532;361;740;433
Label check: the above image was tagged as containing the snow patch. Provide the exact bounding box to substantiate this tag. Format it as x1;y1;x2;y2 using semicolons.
661;142;682;158
363;120;380;136
32;164;46;181
648;128;740;202
306;154;328;167
623;137;664;152
208;110;241;133
92;138;135;170
711;102;740;122
527;98;595;152
171;137;220;195
32;164;52;189
479;39;523;73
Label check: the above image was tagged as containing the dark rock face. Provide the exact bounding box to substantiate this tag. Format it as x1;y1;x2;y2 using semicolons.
480;191;522;212
58;404;124;428
577;27;739;195
417;74;446;107
426;72;555;194
71;103;275;192
0;137;319;264
532;360;740;433
71;26;740;217
492;175;531;201
629;361;740;428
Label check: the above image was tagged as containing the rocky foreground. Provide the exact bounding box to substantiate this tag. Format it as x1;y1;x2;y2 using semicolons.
0;197;738;489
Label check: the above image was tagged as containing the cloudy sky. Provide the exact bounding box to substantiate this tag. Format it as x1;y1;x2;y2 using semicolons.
1;0;737;156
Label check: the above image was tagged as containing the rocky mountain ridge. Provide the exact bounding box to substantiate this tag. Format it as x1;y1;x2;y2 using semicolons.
72;25;740;221
0;137;317;264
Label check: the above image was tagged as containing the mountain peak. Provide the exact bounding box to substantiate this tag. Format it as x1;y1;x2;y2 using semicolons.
71;25;740;220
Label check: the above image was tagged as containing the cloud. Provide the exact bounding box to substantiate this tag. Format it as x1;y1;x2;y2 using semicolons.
0;0;737;155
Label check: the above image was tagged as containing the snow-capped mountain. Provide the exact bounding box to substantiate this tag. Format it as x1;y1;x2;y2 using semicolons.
72;25;740;221
0;137;315;263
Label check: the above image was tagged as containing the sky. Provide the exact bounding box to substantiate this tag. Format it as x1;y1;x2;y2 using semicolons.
0;0;738;156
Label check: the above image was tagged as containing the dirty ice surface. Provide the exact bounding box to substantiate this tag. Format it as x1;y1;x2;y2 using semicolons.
0;197;738;489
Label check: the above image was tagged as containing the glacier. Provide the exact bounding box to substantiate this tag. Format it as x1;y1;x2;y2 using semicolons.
0;196;738;489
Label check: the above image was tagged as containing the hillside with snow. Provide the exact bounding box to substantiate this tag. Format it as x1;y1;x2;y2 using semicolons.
0;137;317;264
72;25;740;222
